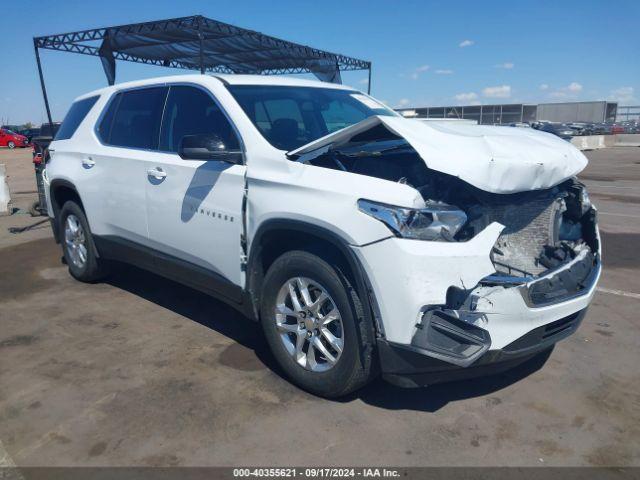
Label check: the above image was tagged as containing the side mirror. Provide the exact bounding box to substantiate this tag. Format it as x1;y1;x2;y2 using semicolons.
178;134;243;164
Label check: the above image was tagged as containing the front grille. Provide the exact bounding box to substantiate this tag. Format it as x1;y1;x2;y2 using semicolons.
486;192;563;276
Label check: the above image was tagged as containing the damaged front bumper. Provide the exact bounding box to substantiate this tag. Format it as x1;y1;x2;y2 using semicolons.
351;219;601;387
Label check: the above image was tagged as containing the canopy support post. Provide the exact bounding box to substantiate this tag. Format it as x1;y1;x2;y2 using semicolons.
34;40;53;127
198;18;205;74
367;64;372;94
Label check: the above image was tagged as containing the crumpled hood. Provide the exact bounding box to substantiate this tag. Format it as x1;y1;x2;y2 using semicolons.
288;115;588;194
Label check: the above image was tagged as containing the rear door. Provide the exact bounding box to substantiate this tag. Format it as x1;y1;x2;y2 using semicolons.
144;85;246;291
87;86;168;244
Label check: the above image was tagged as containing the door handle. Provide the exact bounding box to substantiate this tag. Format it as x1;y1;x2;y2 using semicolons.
82;158;95;169
147;167;167;179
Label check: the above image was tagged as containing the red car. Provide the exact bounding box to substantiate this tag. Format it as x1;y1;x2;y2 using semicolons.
0;128;29;148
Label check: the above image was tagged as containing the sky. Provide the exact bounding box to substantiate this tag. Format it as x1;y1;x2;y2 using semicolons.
1;0;638;125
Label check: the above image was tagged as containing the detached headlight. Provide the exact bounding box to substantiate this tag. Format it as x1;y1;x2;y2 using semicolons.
358;199;467;241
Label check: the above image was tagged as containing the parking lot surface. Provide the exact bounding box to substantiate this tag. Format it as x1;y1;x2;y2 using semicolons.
0;146;639;467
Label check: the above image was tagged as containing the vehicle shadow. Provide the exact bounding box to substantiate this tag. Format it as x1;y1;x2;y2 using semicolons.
180;161;232;223
105;263;552;412
348;348;553;412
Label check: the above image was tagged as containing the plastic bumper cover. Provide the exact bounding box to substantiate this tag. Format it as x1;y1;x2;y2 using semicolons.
379;308;587;387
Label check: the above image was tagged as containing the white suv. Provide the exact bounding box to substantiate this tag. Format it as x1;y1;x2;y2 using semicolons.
44;74;601;397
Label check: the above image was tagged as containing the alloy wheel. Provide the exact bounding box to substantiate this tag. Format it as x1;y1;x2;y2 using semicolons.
64;214;88;268
274;277;344;372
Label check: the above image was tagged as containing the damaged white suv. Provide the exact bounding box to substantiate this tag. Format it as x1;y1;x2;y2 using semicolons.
44;75;601;397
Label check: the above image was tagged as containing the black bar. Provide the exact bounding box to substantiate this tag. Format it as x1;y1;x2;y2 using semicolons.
367;64;372;94
34;41;54;127
198;16;205;74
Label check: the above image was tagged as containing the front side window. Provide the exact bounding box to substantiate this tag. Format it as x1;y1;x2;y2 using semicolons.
227;85;396;151
159;86;240;152
98;87;167;149
55;96;99;140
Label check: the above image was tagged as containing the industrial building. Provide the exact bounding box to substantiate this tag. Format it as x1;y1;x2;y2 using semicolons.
397;101;619;125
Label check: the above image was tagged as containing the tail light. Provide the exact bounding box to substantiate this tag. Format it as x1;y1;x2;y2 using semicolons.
33;153;43;165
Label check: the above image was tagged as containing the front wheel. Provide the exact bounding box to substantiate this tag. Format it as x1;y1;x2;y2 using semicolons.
7;141;15;149
260;250;376;397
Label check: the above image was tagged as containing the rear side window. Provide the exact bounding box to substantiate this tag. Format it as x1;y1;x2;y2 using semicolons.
98;87;168;149
159;86;240;152
54;96;99;140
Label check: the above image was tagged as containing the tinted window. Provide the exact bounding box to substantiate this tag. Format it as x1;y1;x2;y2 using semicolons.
55;96;99;140
159;86;239;153
100;87;167;149
228;86;396;150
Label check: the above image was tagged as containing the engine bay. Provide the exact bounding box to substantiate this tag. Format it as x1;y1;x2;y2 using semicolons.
300;134;599;280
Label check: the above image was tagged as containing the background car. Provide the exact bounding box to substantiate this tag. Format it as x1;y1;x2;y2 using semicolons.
19;127;41;143
0;128;29;148
567;123;594;136
531;121;574;140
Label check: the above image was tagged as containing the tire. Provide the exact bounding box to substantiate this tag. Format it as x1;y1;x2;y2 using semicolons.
260;250;376;397
59;201;108;282
29;199;43;217
7;141;15;149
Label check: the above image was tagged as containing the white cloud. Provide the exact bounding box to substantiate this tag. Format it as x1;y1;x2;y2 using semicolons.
455;92;478;102
547;82;584;99
482;85;511;98
539;84;549;90
495;62;514;69
396;98;411;108
358;78;369;85
609;86;635;103
408;65;429;80
459;39;474;48
567;82;583;92
435;69;454;75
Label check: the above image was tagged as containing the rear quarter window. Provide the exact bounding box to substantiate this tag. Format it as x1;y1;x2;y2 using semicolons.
54;96;99;140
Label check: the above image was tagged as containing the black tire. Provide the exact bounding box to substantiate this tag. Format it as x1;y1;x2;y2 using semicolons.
260;250;376;398
7;141;15;149
29;199;43;217
59;201;108;282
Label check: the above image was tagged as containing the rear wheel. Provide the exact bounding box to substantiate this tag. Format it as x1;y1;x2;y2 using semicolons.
260;250;376;397
59;201;108;282
7;141;15;149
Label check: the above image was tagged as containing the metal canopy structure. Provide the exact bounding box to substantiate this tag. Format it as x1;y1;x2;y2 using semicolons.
33;15;372;126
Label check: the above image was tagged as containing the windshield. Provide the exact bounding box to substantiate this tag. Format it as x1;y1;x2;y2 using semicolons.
227;85;397;151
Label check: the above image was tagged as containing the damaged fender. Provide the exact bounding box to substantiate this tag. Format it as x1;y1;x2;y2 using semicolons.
351;222;504;345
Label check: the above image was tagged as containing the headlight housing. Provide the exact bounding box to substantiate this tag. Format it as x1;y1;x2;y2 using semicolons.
358;199;467;241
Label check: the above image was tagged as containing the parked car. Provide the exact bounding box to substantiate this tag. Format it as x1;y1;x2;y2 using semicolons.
531;122;575;140
610;124;626;135
508;122;530;128
589;123;612;135
31;122;61;160
0;128;29;148
567;123;594;136
19;127;41;143
624;122;640;133
43;75;601;397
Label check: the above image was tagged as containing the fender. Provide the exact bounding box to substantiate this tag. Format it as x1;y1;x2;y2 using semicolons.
246;219;384;336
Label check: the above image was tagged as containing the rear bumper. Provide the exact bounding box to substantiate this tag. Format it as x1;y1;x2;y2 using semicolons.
379;308;586;387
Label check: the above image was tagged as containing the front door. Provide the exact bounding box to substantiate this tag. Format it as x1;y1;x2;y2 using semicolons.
144;85;246;291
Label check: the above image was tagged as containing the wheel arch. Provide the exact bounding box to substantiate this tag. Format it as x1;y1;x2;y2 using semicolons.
246;219;383;337
49;179;85;243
